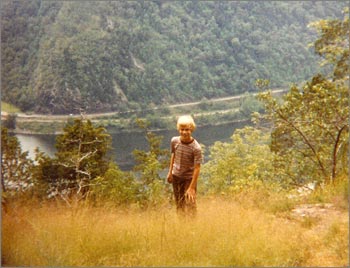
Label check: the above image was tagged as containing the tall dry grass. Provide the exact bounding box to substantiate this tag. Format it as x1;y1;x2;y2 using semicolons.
3;195;348;267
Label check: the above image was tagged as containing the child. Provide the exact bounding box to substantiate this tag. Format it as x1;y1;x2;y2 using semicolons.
167;115;202;215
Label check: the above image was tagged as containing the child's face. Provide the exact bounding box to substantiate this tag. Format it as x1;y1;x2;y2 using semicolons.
178;124;193;141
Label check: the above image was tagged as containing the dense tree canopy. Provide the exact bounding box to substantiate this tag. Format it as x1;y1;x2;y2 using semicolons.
256;8;349;186
1;1;346;114
202;8;349;191
33;118;112;200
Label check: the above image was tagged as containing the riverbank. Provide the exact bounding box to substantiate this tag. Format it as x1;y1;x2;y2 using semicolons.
8;104;247;135
11;115;250;136
2;89;286;134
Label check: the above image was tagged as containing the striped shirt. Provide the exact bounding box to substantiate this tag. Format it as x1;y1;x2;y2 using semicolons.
171;136;202;179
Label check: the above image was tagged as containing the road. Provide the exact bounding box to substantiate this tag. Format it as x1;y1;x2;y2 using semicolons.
168;88;286;108
3;89;287;122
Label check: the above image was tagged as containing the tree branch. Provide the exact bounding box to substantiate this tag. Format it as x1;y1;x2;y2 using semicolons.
276;110;328;179
331;124;348;182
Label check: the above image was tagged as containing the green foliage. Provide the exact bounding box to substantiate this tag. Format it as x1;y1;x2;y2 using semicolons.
1;102;21;113
33;118;112;200
1;0;60;111
255;79;270;91
310;7;349;79
258;76;348;185
239;92;264;117
17;121;67;134
201;127;277;195
2;113;17;130
1;1;346;114
90;119;172;208
132;119;170;207
1;127;34;195
2;6;349;210
90;164;137;206
55;119;112;177
257;9;349;186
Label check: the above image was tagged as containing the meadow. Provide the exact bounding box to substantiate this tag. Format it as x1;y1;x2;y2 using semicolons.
2;185;348;267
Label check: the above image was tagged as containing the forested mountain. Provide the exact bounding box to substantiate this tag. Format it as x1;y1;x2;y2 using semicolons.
1;1;346;114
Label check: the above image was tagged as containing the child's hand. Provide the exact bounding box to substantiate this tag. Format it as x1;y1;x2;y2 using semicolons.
167;173;173;183
185;188;196;203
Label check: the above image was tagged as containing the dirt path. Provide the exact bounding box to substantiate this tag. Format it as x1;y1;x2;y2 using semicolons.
290;203;348;266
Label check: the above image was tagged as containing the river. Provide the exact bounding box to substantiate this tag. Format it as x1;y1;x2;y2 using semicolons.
16;120;249;170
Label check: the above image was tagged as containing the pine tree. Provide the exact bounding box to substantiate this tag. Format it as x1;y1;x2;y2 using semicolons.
34;117;112;201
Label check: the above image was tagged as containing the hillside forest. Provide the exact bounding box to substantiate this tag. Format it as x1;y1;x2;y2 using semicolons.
2;1;349;267
1;0;347;114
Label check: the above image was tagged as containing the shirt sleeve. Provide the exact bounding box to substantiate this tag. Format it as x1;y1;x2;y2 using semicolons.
193;143;203;165
170;136;178;153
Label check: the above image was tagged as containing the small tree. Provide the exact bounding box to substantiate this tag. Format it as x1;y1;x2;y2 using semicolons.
258;77;348;186
132;119;170;207
1;127;34;195
239;92;264;117
34;118;112;201
2;113;17;130
201;127;276;194
91;163;138;206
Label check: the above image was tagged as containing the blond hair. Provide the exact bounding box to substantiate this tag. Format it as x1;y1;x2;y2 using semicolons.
177;115;196;131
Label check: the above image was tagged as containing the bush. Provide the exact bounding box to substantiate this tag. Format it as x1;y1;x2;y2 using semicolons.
307;175;348;210
90;164;138;206
2;113;17;129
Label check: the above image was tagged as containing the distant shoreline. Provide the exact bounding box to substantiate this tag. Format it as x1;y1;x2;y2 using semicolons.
2;89;287;121
3;89;285;135
9;118;251;136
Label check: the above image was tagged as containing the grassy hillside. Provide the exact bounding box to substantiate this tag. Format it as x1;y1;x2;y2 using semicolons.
3;178;348;266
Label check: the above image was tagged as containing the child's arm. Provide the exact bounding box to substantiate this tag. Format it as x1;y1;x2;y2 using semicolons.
185;163;201;202
167;153;175;183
